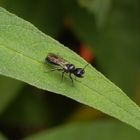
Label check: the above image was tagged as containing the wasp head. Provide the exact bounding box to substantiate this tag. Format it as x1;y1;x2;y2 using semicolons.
74;68;85;78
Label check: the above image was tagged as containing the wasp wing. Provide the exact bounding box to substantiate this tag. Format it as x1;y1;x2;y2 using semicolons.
46;53;69;69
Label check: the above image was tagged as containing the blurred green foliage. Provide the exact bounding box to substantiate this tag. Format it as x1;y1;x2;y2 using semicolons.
0;0;140;139
0;75;23;114
24;121;140;140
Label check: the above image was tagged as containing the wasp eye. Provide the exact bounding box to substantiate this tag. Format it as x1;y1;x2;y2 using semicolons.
74;68;85;78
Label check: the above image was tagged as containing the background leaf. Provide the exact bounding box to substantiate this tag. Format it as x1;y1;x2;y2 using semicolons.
0;75;23;114
0;6;140;132
24;121;140;140
78;0;111;27
0;133;7;140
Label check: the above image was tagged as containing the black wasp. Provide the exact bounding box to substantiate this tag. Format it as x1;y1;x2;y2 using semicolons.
45;53;88;82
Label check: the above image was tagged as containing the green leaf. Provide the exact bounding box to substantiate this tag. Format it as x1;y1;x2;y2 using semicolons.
78;0;111;27
1;0;63;37
1;88;52;127
0;7;140;131
0;133;7;140
23;121;140;140
0;75;23;114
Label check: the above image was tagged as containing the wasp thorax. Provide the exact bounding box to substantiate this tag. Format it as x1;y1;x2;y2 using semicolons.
64;64;75;73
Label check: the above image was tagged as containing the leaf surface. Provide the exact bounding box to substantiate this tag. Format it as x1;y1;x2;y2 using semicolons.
0;7;140;130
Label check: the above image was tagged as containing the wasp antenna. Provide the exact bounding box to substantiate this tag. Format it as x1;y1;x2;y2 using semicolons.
83;63;89;70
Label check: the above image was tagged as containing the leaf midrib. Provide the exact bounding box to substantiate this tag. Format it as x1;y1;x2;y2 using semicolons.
0;43;140;123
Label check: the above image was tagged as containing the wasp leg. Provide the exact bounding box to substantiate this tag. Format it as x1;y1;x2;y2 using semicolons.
69;73;74;83
61;71;65;83
45;68;62;73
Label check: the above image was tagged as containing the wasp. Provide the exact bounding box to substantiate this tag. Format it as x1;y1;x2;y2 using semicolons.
45;53;88;82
